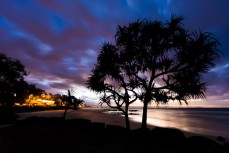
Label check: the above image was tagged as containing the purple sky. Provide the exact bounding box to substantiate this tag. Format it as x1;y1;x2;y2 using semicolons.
0;0;229;107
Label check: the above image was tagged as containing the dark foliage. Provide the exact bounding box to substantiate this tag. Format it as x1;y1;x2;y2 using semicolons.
62;89;84;119
87;16;220;129
0;53;44;123
0;53;28;107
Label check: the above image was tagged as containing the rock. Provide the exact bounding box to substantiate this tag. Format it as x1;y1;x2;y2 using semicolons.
91;122;106;132
217;136;226;142
65;119;92;130
224;142;229;148
105;124;128;134
150;127;186;146
185;136;222;153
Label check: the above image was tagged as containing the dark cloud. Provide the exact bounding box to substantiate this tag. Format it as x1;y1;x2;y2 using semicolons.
0;0;229;106
204;65;229;98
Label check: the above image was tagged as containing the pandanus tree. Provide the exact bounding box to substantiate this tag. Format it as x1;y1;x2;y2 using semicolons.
88;16;220;129
87;44;139;130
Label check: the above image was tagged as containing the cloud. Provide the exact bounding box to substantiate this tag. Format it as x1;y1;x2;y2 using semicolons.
0;0;229;106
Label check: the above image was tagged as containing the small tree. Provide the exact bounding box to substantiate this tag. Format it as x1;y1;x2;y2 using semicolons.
73;97;84;109
88;16;220;129
62;89;84;119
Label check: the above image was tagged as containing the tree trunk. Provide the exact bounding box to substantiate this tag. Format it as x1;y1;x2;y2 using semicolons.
124;105;130;130
63;105;68;119
141;101;148;129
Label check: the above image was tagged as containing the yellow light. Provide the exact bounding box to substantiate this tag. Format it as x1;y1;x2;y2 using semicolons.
41;93;46;98
29;94;33;98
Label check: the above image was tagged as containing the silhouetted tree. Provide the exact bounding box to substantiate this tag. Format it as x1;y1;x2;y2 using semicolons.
88;16;220;129
87;44;138;130
0;53;28;108
62;89;84;119
17;83;44;105
53;94;63;106
73;97;84;109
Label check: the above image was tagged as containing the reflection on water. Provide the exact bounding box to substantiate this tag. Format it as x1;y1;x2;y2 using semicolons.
130;108;229;138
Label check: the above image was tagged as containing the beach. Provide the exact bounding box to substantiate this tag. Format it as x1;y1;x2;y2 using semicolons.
15;108;229;140
16;108;144;130
0;108;229;153
131;108;229;139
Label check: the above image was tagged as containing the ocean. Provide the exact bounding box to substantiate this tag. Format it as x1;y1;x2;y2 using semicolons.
128;108;229;138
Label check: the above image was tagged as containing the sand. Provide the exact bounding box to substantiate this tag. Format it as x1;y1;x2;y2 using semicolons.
0;108;228;153
16;108;143;130
15;108;228;142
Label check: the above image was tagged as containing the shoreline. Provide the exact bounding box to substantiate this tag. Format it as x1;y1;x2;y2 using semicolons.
15;108;228;142
16;108;143;130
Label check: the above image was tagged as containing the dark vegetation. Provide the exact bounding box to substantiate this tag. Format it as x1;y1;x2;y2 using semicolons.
62;89;84;119
0;53;84;124
13;106;67;113
0;53;45;107
0;117;228;153
87;16;220;129
0;106;67;125
0;53;43;124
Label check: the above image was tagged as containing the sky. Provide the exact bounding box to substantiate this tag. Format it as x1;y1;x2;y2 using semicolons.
0;0;229;107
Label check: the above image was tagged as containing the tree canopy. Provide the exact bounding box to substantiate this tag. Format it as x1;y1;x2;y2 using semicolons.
87;43;139;130
0;53;28;107
0;53;43;107
121;17;220;128
88;16;220;129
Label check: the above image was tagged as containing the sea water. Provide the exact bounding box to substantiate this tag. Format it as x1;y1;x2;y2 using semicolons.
129;108;229;138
